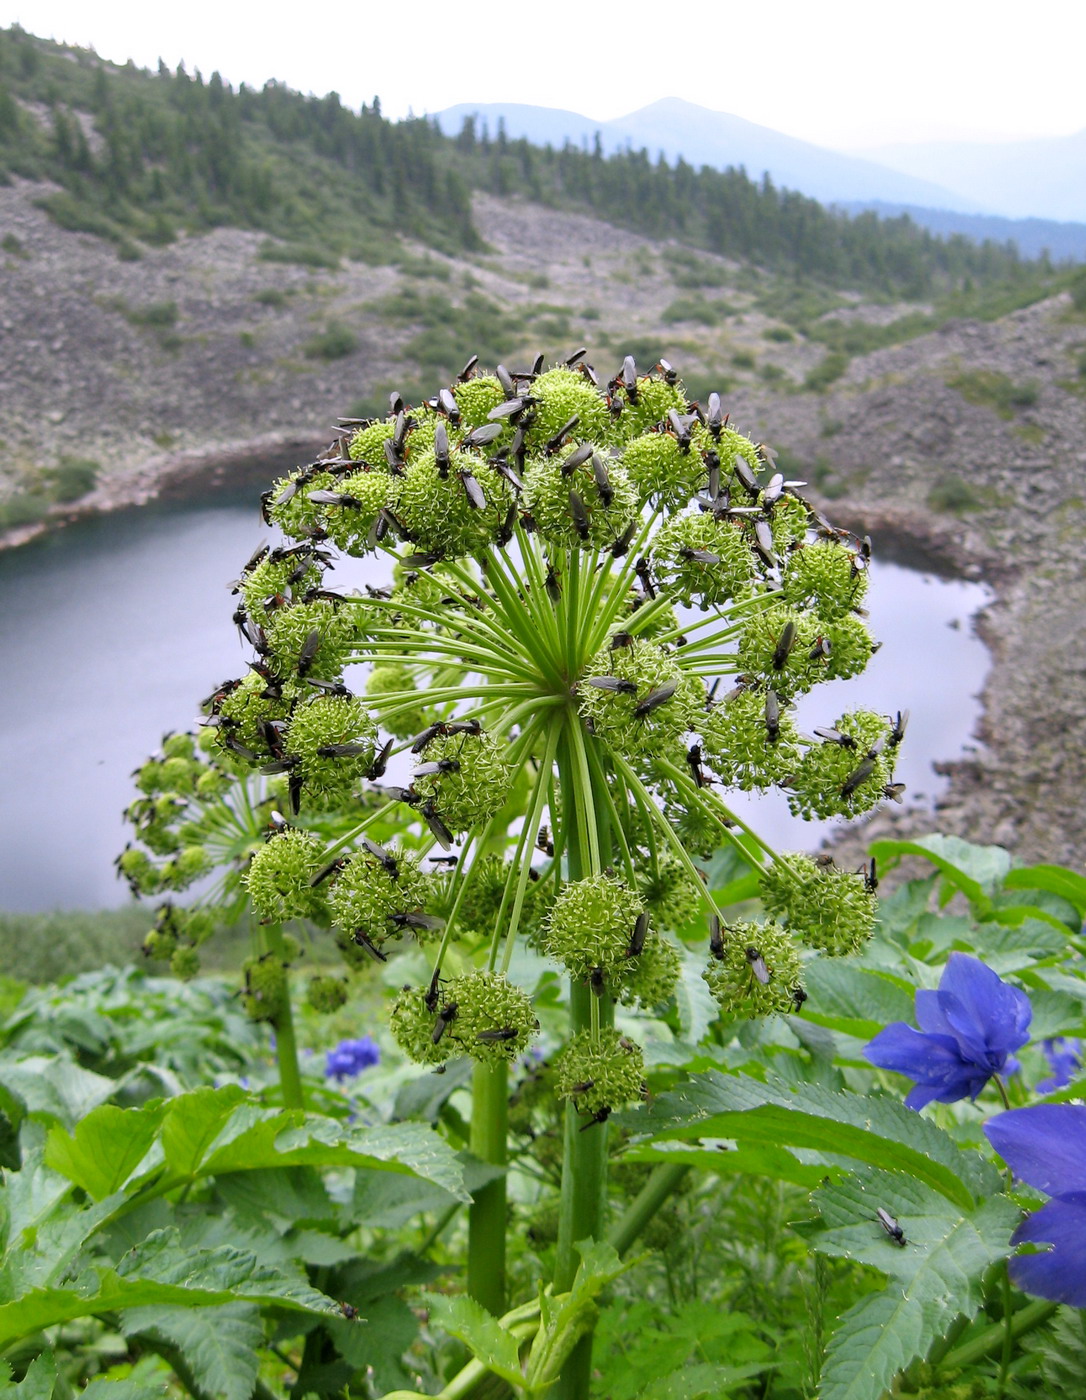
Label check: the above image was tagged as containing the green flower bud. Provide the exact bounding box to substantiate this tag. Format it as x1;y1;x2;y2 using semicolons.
759;855;876;956
214;672;294;758
610;373;686;441
765;491;809;553
263;599;357;684
134;759;166;795
195;766;231;800
389;983;457;1066
160;755;197;793
307;973;349;1013
821;612;876;682
702;920;803;1017
787;710;896;820
700;685;802;791
143;928;177;960
348;418;396;465
736;604;828;699
576;640;700;758
396;449;514;559
454;854;508;937
650;512;756;608
163;845;210;890
781;540;868;619
446;970;538;1064
613;931;681;1008
170;946;201;980
240;553;323;617
620;432;704;509
321;468;401;555
242;954;289;1022
118;846;162;895
666;802;724;860
524;366;610;448
556;1028;646;1119
327;846;430;950
268;466;338;539
543;873;646;986
283;694;378;810
245;829;328;922
365;662;432;739
637;848;702;932
453;374;507;428
185;909;217;945
162;733;196;761
412;728;512;833
523;448;637;551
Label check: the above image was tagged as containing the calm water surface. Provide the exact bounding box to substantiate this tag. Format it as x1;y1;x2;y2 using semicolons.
0;496;992;911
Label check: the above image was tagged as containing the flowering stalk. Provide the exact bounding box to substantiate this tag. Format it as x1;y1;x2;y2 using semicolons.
118;352;904;1396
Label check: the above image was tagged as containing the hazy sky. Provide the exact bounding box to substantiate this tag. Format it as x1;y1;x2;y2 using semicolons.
3;0;1084;150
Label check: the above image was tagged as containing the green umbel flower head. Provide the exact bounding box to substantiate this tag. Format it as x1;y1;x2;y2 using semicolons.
523;450;637;551
242;954;290;1022
700;685;802;792
412;727;513;833
608;371;687;440
390;983;460;1066
543;873;646;987
613;931;681;1008
781;539;868;619
650;512;756;608
703;920;803;1018
245;828;327;923
524;366;612;448
577;640;701;758
397;449;514;559
556;1028;647;1120
283;694;378;810
446;970;538;1064
365;662;433;739
327;846;431;953
759;855;877;956
307;974;350;1013
787;709;896;819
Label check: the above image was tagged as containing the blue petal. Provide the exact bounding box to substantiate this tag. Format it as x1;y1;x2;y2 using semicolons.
865;1023;986;1107
1008;1193;1086;1308
984;1104;1086;1195
932;953;1032;1061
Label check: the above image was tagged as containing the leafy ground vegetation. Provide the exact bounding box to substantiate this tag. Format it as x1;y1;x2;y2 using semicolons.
0;353;1081;1400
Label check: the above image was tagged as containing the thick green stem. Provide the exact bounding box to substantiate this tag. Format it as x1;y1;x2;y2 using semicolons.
608;1163;690;1258
468;1059;509;1315
940;1297;1058;1372
265;924;305;1111
553;730;612;1400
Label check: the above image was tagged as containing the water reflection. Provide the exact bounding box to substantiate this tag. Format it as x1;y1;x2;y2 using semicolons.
0;497;991;911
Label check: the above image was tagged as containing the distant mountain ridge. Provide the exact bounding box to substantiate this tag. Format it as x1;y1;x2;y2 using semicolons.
434;99;1086;251
433;98;989;212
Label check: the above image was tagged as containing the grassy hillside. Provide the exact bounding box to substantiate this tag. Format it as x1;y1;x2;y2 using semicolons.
0;22;1070;307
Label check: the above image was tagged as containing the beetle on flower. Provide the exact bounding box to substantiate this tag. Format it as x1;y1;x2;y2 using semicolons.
863;952;1032;1110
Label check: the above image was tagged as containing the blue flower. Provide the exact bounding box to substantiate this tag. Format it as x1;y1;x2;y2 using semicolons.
863;952;1031;1111
985;1104;1086;1307
1037;1037;1082;1093
325;1036;381;1081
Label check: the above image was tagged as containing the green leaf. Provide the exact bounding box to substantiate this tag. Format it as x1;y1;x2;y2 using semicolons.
622;1141;829;1189
79;1364;170;1400
45;1104;165;1202
327;1295;419;1396
524;1241;631;1392
870;835;1011;914
0;1057;115;1130
425;1294;523;1389
639;1363;767;1399
801;962;914;1038
672;946;717;1046
1005;864;1086;918
122;1302;262;1400
159;1087;248;1178
0;1352;55;1398
811;1167;1020;1400
636;1072;994;1208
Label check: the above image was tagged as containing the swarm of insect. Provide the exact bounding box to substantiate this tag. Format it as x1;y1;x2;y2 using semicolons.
120;350;904;1059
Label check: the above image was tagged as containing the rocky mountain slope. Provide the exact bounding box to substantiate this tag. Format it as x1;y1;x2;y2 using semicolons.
3;177;1085;865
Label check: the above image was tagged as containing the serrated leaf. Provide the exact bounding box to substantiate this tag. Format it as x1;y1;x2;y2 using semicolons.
802;962;914;1038
80;1365;170;1400
327;1294;418;1396
812;1167;1019;1400
622;1140;829;1189
160;1087;248;1177
0;1351;55;1398
0;1057;115;1130
425;1294;523;1388
45;1104;165;1202
870;835;1011;913
392;1059;473;1123
1005;865;1086;918
123;1302;262;1400
673;945;716;1046
636;1072;994;1207
524;1240;631;1391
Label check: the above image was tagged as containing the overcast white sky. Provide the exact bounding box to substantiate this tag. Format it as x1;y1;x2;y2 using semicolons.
3;0;1084;150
